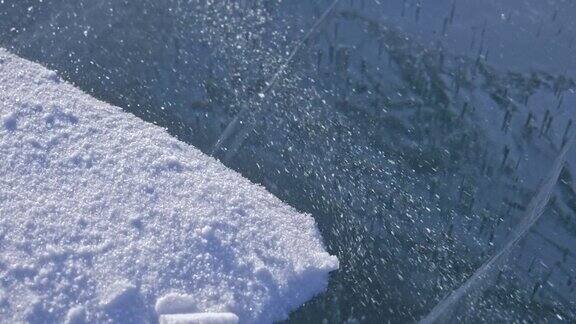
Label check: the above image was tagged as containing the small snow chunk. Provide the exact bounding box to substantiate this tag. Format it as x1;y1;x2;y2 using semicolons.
99;281;139;311
2;112;17;131
159;313;239;324
44;70;60;83
98;281;147;321
64;306;86;324
257;93;265;99
155;293;198;315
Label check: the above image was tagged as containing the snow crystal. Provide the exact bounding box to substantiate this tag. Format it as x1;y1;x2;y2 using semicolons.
0;48;338;323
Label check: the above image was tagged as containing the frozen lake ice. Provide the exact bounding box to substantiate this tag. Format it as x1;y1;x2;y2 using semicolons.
1;0;576;322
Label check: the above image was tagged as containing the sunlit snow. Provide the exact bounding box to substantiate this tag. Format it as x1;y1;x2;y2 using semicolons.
0;48;338;323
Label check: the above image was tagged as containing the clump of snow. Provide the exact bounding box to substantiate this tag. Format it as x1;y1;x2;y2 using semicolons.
159;313;239;324
64;306;86;324
0;48;338;323
98;281;146;321
2;111;17;131
155;293;198;315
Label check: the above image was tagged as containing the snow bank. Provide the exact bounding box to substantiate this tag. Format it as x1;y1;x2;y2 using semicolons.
0;48;338;323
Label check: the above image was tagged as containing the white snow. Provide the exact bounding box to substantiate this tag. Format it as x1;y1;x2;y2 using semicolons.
0;48;338;323
64;306;86;324
159;313;239;324
155;293;199;315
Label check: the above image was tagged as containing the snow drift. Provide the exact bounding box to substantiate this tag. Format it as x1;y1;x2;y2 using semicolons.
0;48;338;323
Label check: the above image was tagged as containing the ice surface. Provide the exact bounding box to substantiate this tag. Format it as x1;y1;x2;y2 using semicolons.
0;48;338;323
2;0;575;322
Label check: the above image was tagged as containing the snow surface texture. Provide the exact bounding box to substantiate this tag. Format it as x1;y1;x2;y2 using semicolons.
0;48;338;323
